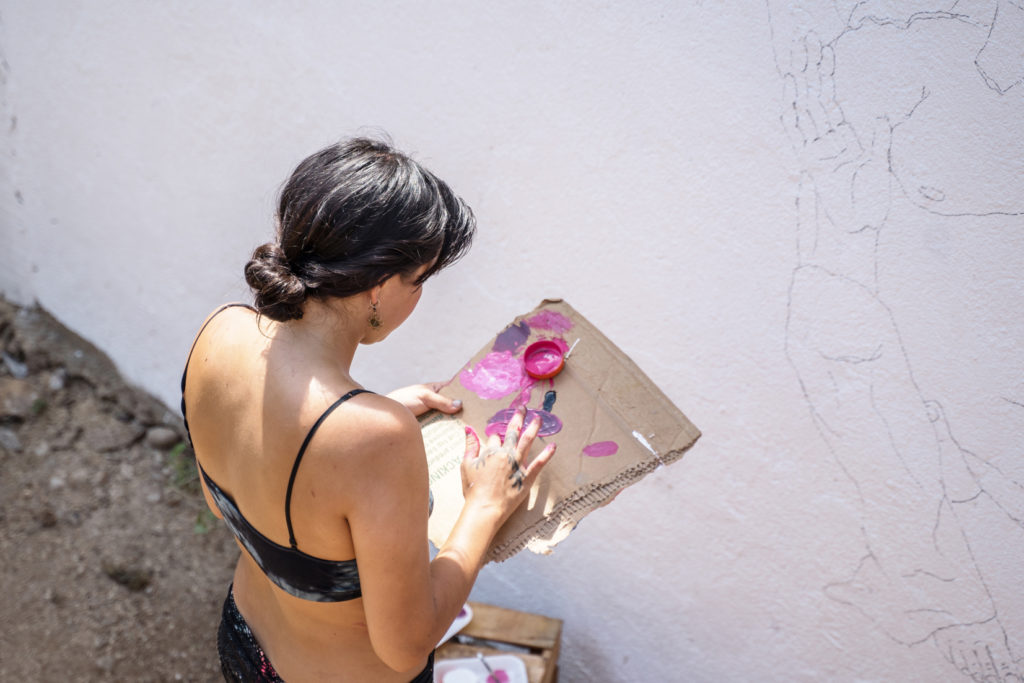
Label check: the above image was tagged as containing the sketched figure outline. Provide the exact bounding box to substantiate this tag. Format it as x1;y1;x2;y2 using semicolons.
767;1;1024;680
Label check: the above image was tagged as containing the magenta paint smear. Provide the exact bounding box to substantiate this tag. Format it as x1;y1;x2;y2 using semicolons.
462;309;575;441
582;441;619;457
492;321;531;353
459;351;527;400
486;408;563;439
487;671;510;683
526;310;573;334
508;377;537;410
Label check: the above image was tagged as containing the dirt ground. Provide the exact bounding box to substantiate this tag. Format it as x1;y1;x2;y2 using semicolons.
0;296;238;681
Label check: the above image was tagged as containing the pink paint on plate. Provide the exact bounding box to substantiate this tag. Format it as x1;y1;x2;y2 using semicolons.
582;441;619;457
459;351;527;400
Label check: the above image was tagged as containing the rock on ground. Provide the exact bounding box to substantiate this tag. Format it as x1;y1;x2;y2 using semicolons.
0;297;237;681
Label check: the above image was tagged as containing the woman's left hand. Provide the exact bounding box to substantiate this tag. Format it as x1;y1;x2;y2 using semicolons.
387;382;462;417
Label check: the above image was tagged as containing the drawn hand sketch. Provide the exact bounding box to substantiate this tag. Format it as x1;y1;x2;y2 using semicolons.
767;2;1024;680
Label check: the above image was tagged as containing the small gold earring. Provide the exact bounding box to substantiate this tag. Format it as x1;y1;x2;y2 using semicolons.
369;302;382;329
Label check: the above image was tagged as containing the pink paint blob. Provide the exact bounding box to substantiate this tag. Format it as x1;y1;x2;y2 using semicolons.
549;337;570;354
526;310;573;334
488;671;510;683
582;441;619;457
459;351;527;400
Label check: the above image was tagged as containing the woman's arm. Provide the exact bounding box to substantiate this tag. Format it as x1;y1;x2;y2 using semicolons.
339;400;553;672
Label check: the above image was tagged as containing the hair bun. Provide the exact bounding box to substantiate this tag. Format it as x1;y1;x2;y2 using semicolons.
244;242;307;321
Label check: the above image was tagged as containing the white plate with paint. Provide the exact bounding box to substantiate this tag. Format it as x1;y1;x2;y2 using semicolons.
434;654;528;683
436;603;474;648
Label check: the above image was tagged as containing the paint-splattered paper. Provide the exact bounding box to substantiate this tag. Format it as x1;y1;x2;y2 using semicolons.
420;299;701;562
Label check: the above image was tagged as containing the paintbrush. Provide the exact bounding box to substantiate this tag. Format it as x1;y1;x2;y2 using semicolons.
476;652;500;683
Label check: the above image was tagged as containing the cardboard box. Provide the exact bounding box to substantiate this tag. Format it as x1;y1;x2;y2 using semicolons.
420;299;700;562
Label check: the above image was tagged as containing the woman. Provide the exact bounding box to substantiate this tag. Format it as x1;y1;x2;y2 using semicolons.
180;137;556;682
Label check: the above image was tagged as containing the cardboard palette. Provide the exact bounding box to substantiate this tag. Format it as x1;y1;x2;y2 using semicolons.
420;299;701;562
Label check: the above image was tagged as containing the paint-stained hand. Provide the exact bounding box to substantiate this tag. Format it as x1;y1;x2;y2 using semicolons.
461;406;556;523
387;382;462;417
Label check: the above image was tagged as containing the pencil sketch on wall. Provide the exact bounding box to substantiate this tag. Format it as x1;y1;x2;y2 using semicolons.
767;1;1024;679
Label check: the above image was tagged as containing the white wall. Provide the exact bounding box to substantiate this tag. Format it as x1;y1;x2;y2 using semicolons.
2;1;1022;680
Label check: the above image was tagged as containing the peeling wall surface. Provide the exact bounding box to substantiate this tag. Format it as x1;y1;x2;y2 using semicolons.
2;2;1022;680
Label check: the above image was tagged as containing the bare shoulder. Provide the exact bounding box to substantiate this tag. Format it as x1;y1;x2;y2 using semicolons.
299;395;423;506
183;305;264;418
193;302;256;333
316;392;425;466
204;303;258;338
187;304;259;360
313;393;433;549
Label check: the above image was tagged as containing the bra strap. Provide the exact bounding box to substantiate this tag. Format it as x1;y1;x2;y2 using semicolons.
285;388;374;549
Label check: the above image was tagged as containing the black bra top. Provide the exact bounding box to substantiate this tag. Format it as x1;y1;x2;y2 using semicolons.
180;303;369;603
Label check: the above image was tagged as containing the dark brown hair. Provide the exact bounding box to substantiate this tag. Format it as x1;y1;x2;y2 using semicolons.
244;136;475;321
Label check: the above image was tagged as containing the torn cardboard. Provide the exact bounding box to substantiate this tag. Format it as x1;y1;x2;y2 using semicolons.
420;299;700;562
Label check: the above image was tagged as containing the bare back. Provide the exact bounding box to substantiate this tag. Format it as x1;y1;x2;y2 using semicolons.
183;306;433;682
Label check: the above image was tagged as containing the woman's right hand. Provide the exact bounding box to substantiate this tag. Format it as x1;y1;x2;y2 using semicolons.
460;405;556;524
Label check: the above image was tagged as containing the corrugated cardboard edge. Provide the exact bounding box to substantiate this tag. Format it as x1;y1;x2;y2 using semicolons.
482;298;701;562
486;443;694;562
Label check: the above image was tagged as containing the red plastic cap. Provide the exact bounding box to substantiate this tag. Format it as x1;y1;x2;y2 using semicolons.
523;340;565;379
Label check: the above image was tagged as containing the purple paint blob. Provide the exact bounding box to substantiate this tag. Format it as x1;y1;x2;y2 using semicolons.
493;321;531;353
486;408;563;439
459;351;527;399
582;441;619;457
526;310;573;334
